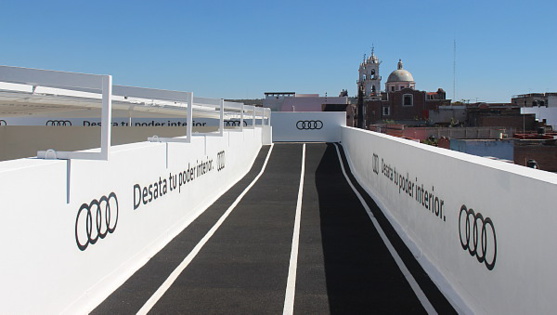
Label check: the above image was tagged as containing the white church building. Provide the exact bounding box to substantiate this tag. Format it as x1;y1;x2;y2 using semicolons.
357;48;419;101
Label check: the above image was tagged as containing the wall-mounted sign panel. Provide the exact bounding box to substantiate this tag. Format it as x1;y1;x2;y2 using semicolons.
271;112;345;142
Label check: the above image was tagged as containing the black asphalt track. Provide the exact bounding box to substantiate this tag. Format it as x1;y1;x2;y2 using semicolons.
92;143;456;314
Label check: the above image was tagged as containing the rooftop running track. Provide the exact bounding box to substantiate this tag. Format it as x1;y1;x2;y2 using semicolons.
93;143;457;314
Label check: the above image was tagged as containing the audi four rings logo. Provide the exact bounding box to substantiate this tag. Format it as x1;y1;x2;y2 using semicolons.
46;120;72;126
0;120;6;126
459;205;497;270
75;193;119;251
296;120;323;130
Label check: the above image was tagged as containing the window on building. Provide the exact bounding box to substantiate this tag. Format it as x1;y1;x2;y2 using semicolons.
403;94;413;106
382;106;390;116
391;86;395;92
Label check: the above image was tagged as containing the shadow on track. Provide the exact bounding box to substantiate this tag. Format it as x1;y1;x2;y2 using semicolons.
315;143;427;314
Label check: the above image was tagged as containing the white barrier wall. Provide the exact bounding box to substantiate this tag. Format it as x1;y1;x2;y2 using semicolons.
0;116;252;127
271;112;345;142
0;128;263;314
341;126;557;314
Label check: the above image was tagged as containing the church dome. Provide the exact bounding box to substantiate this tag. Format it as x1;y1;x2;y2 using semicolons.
386;59;414;83
387;69;414;83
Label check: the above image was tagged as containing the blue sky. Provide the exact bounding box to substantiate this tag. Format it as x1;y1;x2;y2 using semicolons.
1;0;555;102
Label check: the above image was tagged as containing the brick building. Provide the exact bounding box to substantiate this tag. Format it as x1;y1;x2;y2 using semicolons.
366;87;450;125
466;103;536;131
514;138;557;172
357;57;450;125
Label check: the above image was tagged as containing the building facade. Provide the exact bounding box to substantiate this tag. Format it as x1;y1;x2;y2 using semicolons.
513;93;557;130
356;50;450;126
364;62;450;124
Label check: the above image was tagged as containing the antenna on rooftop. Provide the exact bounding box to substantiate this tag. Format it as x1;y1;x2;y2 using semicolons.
453;39;457;101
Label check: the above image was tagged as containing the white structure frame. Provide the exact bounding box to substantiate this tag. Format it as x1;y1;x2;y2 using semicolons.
0;66;113;160
0;65;271;160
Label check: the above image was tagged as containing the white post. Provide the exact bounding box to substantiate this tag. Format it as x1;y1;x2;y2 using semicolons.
187;92;193;143
219;98;224;136
100;75;112;160
252;106;256;128
240;104;244;131
128;106;133;127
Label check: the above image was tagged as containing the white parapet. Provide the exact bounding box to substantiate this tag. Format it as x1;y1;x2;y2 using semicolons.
341;126;557;314
0;127;264;314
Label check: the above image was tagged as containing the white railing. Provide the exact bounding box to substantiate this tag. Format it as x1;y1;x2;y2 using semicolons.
0;66;113;160
0;65;271;160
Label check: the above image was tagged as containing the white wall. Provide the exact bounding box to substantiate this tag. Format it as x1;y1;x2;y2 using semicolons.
0;128;264;314
0;126;222;161
271;112;345;142
0;116;251;127
521;106;557;129
341;126;557;314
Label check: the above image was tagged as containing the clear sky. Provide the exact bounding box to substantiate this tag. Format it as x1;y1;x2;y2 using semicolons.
1;0;555;102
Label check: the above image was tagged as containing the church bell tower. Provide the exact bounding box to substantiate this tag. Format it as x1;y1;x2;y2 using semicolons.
357;47;382;99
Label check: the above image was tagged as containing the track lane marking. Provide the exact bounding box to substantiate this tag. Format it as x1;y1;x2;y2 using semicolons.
333;143;437;315
282;144;305;315
136;144;275;315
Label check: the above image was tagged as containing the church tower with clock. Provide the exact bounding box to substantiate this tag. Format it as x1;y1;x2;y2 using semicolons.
357;47;382;99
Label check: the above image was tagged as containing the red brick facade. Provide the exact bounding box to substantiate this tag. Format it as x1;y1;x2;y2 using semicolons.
466;105;536;131
514;141;557;172
365;88;449;124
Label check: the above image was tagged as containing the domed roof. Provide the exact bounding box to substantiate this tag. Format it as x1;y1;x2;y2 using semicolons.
387;59;414;83
387;69;414;83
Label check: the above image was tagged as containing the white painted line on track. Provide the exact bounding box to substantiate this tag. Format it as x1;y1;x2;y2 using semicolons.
283;144;305;315
333;143;437;315
136;144;275;315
